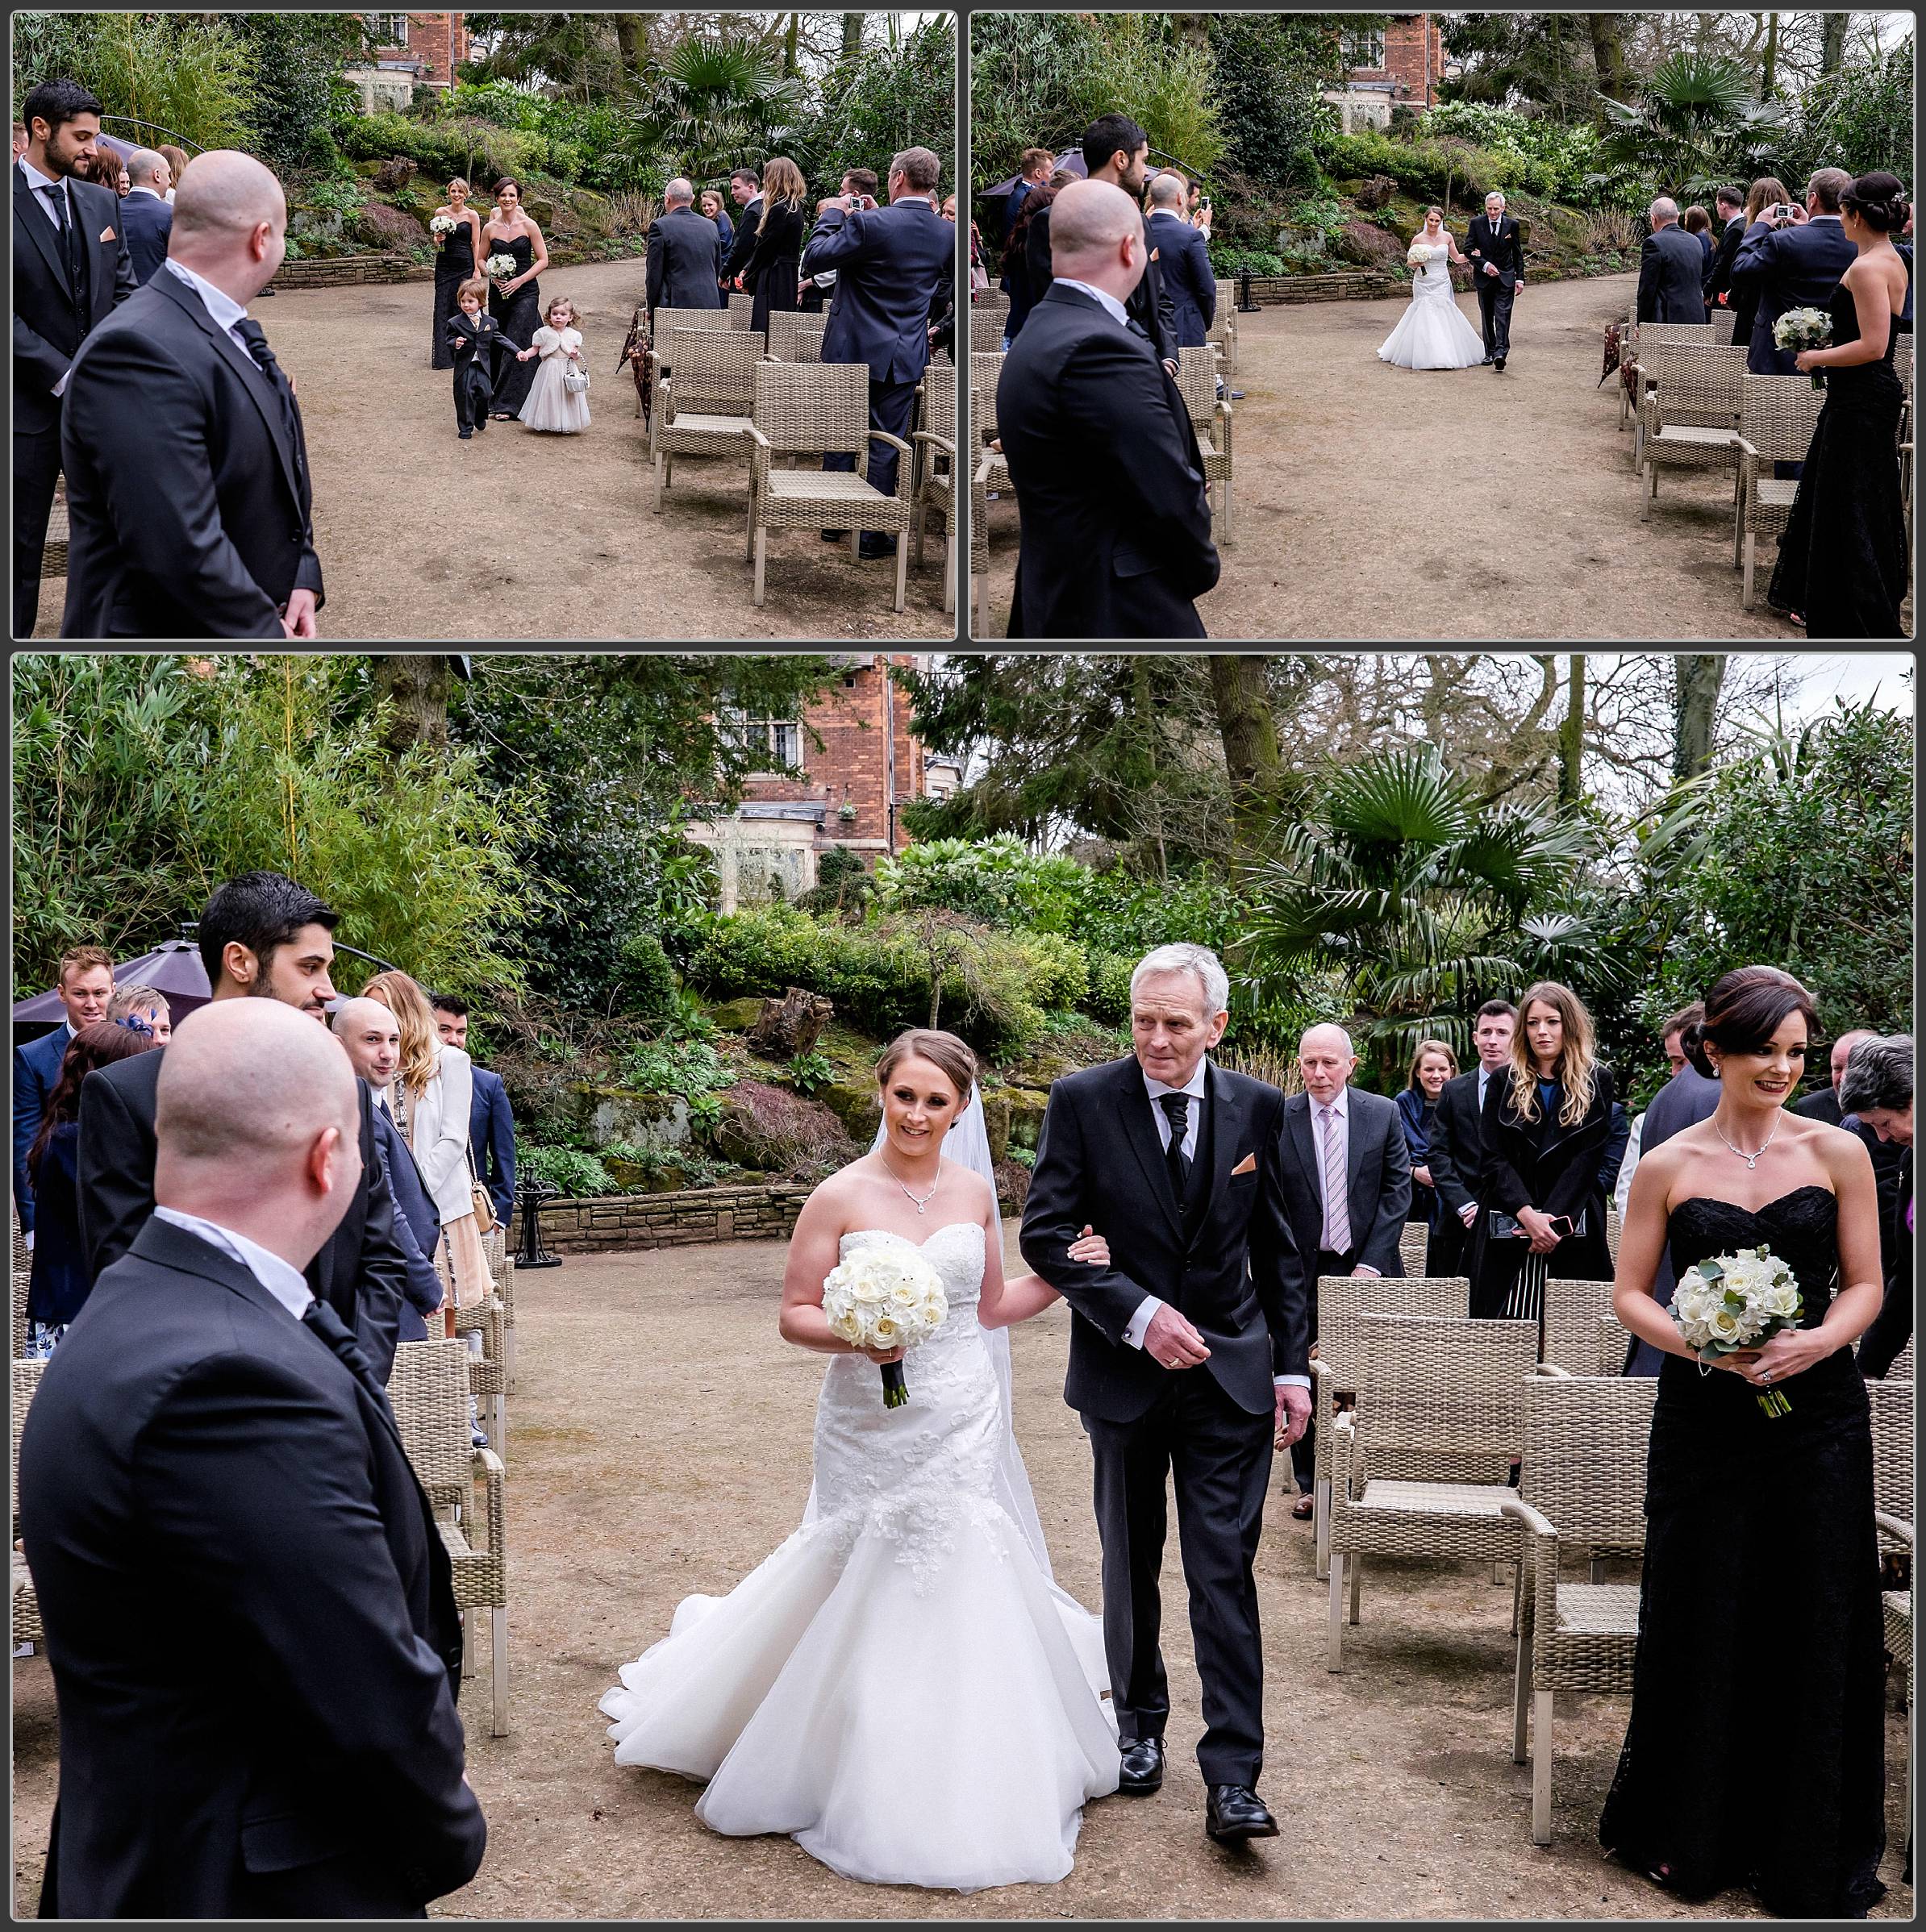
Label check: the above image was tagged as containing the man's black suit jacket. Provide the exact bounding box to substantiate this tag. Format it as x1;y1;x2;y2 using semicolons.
803;198;954;386
1145;210;1215;348
76;1045;410;1380
997;283;1219;639
1795;1084;1910;1262
1023;202;1179;364
12;163;137;436
645;205;724;317
20;1216;482;1917
1730;214;1857;372
1273;1087;1411;1279
1019;1056;1307;1424
1465;212;1524;289
721;195;763;285
1425;1068;1491;1220
60;265;324;638
1703;210;1746;306
1638;222;1710;323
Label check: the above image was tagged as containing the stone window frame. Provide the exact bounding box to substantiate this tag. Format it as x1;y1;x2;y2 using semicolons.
727;713;806;775
366;12;411;49
1342;25;1388;69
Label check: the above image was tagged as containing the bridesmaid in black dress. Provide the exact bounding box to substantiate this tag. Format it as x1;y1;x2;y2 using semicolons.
429;177;483;369
736;155;806;335
1603;965;1889;1918
1768;171;1911;639
480;178;549;419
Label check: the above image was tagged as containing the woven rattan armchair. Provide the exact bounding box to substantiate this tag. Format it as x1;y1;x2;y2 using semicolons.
746;361;915;611
912;368;956;612
969;350;1011;489
644;306;736;414
1890;1337;1915;1382
10;1267;27;1366
10;1357;44;1647
1541;1279;1617;1376
969;431;994;636
765;311;826;363
390;1339;509;1735
649;327;761;514
1325;1312;1540;1670
1708;306;1737;345
1176;345;1235;543
727;291;757;331
969;289;1010;348
1501;1372;1657;1843
455;1293;508;1455
1597;1310;1632;1374
1307;1274;1471;1579
480;1226;516;1393
1209;286;1237;376
1731;373;1825;606
1624;323;1716;459
1870;1375;1912;1556
1635;342;1746;518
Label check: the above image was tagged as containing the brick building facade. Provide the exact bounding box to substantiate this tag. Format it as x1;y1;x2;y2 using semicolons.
1325;14;1450;131
344;13;469;112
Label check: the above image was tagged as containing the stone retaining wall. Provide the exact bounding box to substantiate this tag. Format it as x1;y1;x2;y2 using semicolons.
534;1183;813;1253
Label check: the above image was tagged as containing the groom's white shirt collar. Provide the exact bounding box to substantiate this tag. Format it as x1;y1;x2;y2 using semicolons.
152;1205;313;1322
1053;277;1128;327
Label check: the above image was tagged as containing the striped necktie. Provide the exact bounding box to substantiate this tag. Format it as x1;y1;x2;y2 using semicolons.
1318;1103;1353;1255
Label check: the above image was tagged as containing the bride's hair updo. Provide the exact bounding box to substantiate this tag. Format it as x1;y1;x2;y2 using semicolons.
875;1030;977;1106
1682;966;1819;1079
1424;204;1444;221
1841;171;1909;233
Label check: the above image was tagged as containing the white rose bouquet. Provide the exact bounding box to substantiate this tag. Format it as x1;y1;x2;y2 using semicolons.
429;213;458;248
1670;1244;1804;1417
820;1247;948;1408
1773;306;1833;388
484;252;519;284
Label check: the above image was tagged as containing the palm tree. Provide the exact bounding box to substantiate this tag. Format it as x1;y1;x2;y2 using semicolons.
625;32;807;182
1597;50;1786;199
1236;745;1594;1072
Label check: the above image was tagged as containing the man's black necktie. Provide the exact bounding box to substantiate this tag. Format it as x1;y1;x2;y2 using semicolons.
1159;1092;1191;1202
234;317;303;471
46;183;82;300
302;1297;383;1400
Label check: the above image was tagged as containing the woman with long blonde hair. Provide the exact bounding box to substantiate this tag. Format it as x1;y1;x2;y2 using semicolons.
1467;981;1617;1319
737;155;807;333
1728;176;1791;353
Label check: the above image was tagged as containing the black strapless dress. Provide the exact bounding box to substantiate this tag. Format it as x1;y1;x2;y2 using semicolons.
484;231;540;415
1767;280;1910;639
430;215;477;369
1599;1186;1887;1917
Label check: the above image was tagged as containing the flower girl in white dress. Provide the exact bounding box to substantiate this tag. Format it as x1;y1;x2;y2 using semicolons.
517;294;591;432
1378;206;1488;371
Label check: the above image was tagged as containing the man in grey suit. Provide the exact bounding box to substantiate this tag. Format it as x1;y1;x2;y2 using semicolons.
1272;1022;1411;1512
645;176;723;320
1636;197;1709;324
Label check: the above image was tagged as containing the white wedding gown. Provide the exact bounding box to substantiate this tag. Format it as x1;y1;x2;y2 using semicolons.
1378;239;1487;370
599;1221;1120;1890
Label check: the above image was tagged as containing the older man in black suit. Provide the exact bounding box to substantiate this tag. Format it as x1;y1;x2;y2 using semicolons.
801;144;953;572
77;870;410;1380
646;175;723;319
1637;197;1709;324
1464;189;1525;369
12;77;136;638
1731;168;1859;372
60;148;323;639
23;997;485;1917
998;178;1219;638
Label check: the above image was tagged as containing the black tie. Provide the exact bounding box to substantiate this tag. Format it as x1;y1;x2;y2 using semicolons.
46;183;82;298
1159;1092;1192;1202
302;1297;383;1398
233;316;303;468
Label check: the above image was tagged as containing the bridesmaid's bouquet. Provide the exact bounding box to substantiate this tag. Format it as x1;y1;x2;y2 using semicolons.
1670;1245;1804;1417
484;252;519;284
429;213;457;248
821;1247;948;1409
1774;306;1833;388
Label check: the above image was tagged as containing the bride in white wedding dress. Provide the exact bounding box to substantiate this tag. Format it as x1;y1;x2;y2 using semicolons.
1378;205;1487;370
600;1029;1121;1890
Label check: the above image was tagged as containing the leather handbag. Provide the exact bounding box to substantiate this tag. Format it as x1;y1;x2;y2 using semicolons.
466;1135;496;1234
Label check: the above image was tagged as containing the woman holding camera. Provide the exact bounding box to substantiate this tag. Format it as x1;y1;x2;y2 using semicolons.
1467;981;1615;1322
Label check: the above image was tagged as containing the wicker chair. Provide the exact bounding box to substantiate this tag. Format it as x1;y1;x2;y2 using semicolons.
1208;285;1237;376
10;1357;45;1648
390;1339;509;1735
1731;373;1826;608
455;1293;508;1455
1708;306;1737;344
1624;323;1716;457
969;289;1010;348
1324;1312;1540;1670
1175;345;1235;542
648;327;761;514
727;291;757;331
969;425;994;637
765;311;826;363
745;361;915;611
10;1265;27;1365
912;368;956;612
1398;1222;1430;1277
1597;1310;1631;1376
644;306;736;414
1635;342;1746;518
480;1226;516;1393
969;350;1011;483
1501;1372;1657;1844
1871;1374;1914;1827
1307;1274;1471;1580
1890;1336;1914;1382
1541;1278;1618;1376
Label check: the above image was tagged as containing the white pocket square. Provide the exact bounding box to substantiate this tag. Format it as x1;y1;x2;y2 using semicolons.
1231;1152;1257;1176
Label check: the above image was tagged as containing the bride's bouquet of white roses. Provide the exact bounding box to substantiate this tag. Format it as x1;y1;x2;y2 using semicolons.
429;213;458;248
1773;306;1833;388
484;252;519;284
821;1247;948;1408
1670;1244;1803;1417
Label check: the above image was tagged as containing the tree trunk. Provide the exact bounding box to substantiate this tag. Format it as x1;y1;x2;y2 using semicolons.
1671;654;1728;780
611;13;654;84
1820;11;1849;75
1761;11;1780;95
1207;654;1286;873
1557;656;1585;808
840;11;864;60
373;655;452;756
783;11;799;79
1588;13;1633;110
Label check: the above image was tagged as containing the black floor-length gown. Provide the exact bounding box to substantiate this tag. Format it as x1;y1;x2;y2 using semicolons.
485;231;541;416
1599;1185;1887;1917
430;214;477;369
744;202;804;335
1768;280;1909;639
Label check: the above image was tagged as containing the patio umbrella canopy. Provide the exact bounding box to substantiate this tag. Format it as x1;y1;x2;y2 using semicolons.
981;148;1087;200
12;939;211;1037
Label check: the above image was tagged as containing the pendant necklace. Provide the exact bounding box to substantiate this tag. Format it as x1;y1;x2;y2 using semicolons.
881;1154;941;1215
1711;1110;1779;1170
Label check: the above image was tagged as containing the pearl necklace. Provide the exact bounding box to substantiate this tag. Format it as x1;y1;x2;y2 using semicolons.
880;1153;941;1214
1711;1110;1780;1170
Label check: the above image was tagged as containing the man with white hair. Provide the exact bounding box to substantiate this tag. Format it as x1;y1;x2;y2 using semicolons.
996;176;1219;637
1270;1022;1411;1517
21;996;486;1916
1023;942;1309;1847
645;173;723;320
1463;189;1524;370
59;147;323;637
119;144;173;282
1637;193;1709;325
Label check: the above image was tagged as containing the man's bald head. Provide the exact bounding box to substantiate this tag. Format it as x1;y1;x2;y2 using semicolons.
1298;1022;1359;1105
125;148;166;189
1147;173;1184;211
332;997;402;1089
168;150;288;302
1049;178;1146;298
663;177;694;206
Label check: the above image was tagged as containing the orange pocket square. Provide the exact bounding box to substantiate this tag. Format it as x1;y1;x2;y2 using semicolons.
1231;1152;1257;1176
99;226;116;243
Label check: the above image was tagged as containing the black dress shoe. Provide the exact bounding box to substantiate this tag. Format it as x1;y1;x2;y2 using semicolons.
1495;356;1507;372
820;529;848;543
1205;1784;1278;1843
857;534;897;560
1119;1737;1165;1795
